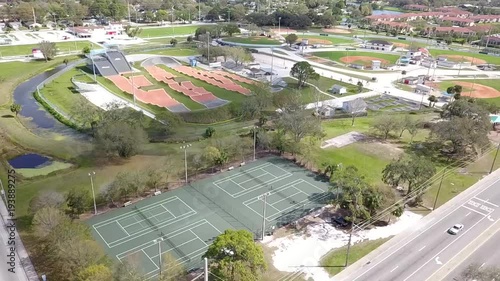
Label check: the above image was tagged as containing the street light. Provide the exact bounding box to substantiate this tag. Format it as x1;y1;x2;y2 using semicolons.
181;144;192;183
155;238;164;277
278;17;281;34
253;126;257;161
88;171;97;215
259;191;271;240
207;32;210;66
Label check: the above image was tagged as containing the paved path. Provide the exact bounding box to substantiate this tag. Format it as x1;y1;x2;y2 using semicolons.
334;168;500;281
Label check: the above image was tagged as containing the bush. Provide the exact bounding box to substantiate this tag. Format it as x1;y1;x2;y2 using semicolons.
204;127;216;138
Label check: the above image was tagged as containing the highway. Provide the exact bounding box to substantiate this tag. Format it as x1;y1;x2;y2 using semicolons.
443;231;500;280
338;175;500;281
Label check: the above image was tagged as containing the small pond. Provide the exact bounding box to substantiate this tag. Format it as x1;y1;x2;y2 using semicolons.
8;153;52;169
372;10;404;15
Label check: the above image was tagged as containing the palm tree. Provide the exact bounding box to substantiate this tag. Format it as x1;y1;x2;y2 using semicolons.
428;95;437;107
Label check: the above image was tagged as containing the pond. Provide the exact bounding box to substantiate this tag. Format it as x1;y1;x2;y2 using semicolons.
372;10;403;15
8;153;51;169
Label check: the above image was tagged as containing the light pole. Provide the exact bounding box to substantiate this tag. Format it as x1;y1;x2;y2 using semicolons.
270;47;274;84
171;7;175;34
198;0;201;22
88;172;97;215
180;144;191;183
490;142;500;174
457;56;464;76
207;32;210;65
469;75;476;97
131;75;136;106
259;192;271;240
253;126;257;161
91;56;97;82
155;238;164;277
278;17;281;34
433;167;447;210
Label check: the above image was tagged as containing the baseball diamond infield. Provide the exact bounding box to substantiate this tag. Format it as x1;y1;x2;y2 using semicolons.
454;81;500;98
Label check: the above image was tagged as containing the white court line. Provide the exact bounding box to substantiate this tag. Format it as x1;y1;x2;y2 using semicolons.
473;196;500;208
175;196;197;214
108;211;197;248
159;203;176;218
461;205;489;216
189;230;208;246
204;220;223;235
117;221;129;236
296;180;327;193
266;163;295;177
149;237;200;259
243;179;304;205
231;173;294;198
144;247;210;280
143;249;160;270
237;172;273;185
466;212;471;217
93;225;111;248
116;219;210;259
267;193;331;221
93;196;182;227
269;191;304;206
212;163;273;184
122;209;172;229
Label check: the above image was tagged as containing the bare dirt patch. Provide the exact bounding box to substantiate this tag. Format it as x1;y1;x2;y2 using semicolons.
454;81;500;98
340;55;390;66
270;28;296;33
393;42;409;48
440;55;487;65
298;37;331;45
322;28;352;34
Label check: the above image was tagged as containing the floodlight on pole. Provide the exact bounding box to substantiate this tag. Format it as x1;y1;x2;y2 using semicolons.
131;75;136;106
88;171;97;215
278;17;281;34
259;191;271;240
155;238;164;277
253;126;257;161
181;144;192;183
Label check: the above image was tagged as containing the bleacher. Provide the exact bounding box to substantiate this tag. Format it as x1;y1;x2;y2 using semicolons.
93;58;119;76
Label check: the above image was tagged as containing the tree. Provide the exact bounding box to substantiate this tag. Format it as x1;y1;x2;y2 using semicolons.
28;191;65;214
66;188;91;218
458;263;500;281
204;127;216;138
32;207;70;238
63;58;69;66
203;229;266;281
124;26;143;37
382;154;436;198
277;110;323;143
170;38;178;46
428;95;437;107
222;23;240;36
10;103;21;116
82;46;91;55
159;253;186;281
76;264;113;281
285;33;298;46
39;41;57;62
356;81;363;93
372;115;400;139
94;120;148;158
290;61;320;88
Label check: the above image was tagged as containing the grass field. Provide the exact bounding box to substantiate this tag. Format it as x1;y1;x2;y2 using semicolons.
428;49;500;65
282;76;367;102
362;37;426;48
320;237;392;276
16;161;73;178
312;51;401;64
138;25;205;38
297;35;355;45
223;36;282;45
0;41;94;57
143;48;199;56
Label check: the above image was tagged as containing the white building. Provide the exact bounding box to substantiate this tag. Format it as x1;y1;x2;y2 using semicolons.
415;84;432;94
364;39;394;51
330;85;347;95
342;98;367;114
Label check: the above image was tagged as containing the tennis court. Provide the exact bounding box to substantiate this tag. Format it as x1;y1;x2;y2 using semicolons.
88;157;332;279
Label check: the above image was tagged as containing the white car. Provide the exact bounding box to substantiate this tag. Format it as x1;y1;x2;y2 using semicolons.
448;224;464;235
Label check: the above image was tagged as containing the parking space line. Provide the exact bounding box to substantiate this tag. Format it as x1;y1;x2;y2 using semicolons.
473;197;499;208
460;205;488;216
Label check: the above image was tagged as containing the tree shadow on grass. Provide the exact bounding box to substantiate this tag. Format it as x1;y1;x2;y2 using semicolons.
1;114;15;118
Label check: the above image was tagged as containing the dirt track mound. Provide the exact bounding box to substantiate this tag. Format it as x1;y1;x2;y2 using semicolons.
322;28;351;34
340;55;390;66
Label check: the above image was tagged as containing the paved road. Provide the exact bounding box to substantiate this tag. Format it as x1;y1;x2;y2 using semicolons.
341;176;500;281
443;231;500;280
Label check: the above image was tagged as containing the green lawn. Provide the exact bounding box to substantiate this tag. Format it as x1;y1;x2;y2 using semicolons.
312;51;401;65
138;25;205;38
281;78;334;103
321;237;393;276
223;36;282;45
363;37;426;48
0;41;95;57
297;35;355;45
282;76;367;102
429;49;500;65
16;161;73;178
143;48;199;56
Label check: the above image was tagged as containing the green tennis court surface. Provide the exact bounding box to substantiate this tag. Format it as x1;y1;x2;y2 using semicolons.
87;157;333;279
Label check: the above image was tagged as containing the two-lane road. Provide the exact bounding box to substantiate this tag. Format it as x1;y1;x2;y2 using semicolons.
345;177;500;281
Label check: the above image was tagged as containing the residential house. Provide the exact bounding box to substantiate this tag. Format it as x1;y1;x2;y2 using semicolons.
481;35;500;47
469;15;500;23
433;26;475;36
364;39;393;51
403;4;429;11
375;21;413;33
7;21;21;30
441;17;475;27
342;98;367;114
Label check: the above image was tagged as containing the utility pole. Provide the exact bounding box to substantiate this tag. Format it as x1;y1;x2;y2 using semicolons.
127;1;131;24
270;47;274;84
207;32;210;66
253;126;257;161
469;75;476;97
345;219;356;267
490;142;500;174
433;167;447;210
181;144;191;183
198;0;201;22
259;192;271;240
88;172;97;215
457;56;464;76
278;17;281;34
204;257;209;281
171;7;175;35
155;238;164;277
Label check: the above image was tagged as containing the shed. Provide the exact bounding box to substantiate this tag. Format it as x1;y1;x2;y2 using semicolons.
342;98;367;114
330;84;347;95
415;84;431;94
372;60;381;70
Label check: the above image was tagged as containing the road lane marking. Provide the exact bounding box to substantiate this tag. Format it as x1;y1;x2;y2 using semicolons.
466;212;471;217
390;266;399;273
350;176;500;281
418;246;426;252
473;197;499;208
480;263;485;268
488;216;495;222
461;205;489;216
403;214;490;281
435;257;442;265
